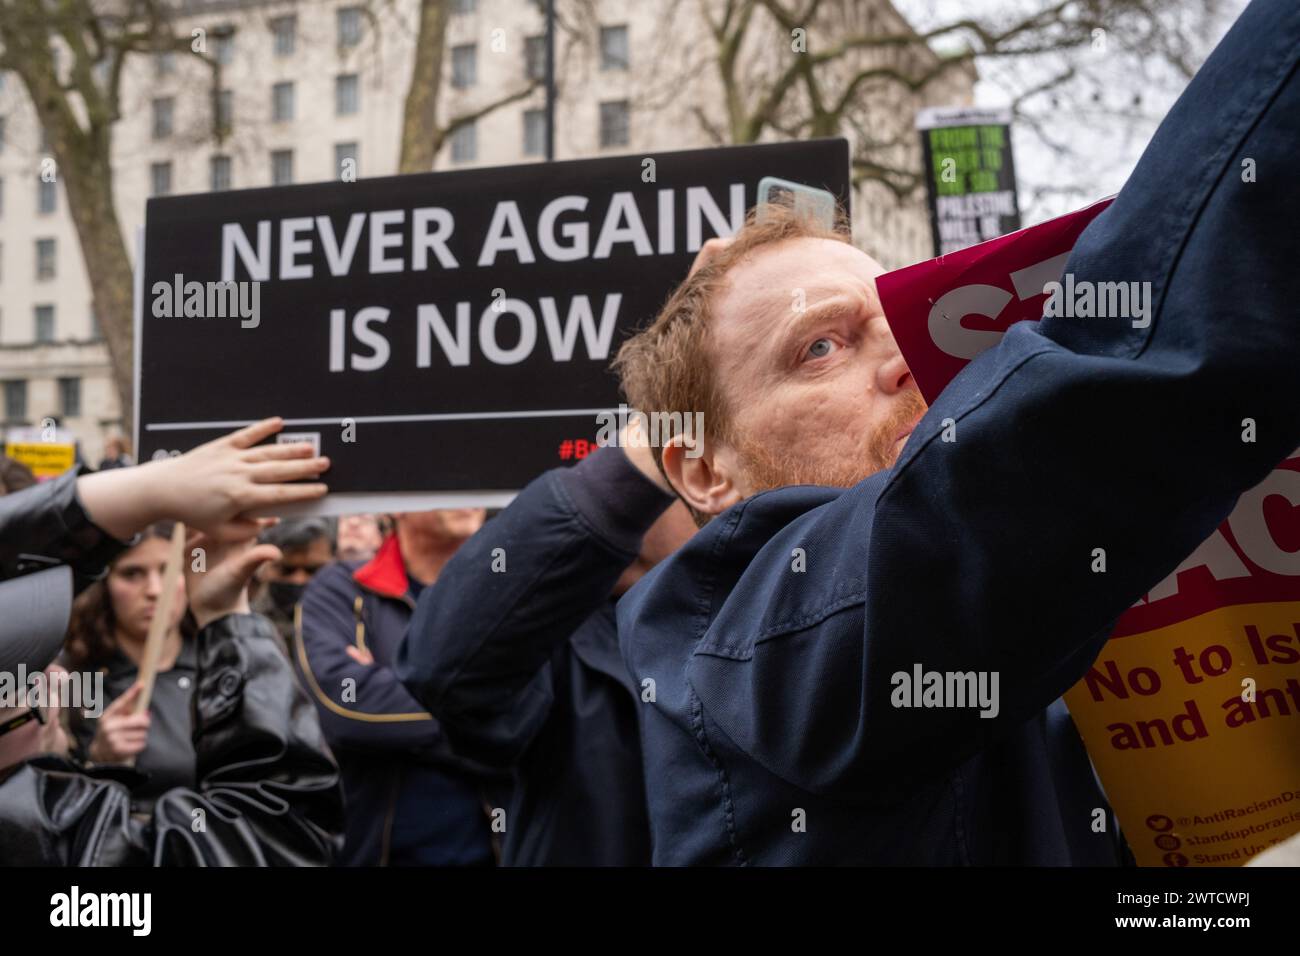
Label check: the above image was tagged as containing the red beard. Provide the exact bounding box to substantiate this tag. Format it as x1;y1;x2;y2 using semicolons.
734;388;929;495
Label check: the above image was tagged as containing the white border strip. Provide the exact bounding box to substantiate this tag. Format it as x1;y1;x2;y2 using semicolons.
132;225;144;452
146;408;617;431
255;489;517;517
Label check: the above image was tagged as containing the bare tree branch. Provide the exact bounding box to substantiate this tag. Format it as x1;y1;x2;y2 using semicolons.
441;81;542;145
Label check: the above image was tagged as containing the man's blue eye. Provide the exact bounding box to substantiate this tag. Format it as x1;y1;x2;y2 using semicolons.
807;338;834;358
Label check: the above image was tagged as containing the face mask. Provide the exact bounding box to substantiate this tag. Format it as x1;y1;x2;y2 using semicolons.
267;581;306;614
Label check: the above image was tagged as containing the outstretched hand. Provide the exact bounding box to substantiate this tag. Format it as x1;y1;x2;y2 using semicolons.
79;417;330;542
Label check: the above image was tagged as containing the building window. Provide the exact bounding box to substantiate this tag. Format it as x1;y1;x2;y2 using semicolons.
37;177;56;214
35;238;55;280
523;109;546;157
337;7;362;48
599;100;629;148
0;176;4;217
0;116;6;153
58;377;81;418
271;150;294;185
600;25;629;71
271;15;296;56
525;35;545;81
335;142;358;178
89;311;102;341
155;51;175;76
2;380;27;423
211;90;232;135
150;161;172;197
152;97;174;139
451;44;477;89
272;82;294;122
451;0;476;13
210;155;232;191
215;27;235;65
450;122;476;163
34;305;55;344
335;74;359;115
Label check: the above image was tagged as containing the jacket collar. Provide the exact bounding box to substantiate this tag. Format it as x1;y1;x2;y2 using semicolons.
105;634;197;680
353;534;410;600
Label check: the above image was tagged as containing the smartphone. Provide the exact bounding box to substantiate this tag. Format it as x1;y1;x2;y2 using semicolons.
757;176;838;230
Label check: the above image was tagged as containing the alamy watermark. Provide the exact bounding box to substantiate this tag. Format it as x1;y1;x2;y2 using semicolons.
891;663;1000;719
1043;273;1151;329
50;886;151;936
151;273;261;328
1;666;105;718
595;403;705;459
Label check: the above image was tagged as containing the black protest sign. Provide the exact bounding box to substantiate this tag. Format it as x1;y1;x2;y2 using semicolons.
917;107;1021;257
136;139;850;510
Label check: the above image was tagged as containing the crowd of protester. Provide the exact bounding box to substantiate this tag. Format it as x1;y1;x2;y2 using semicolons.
0;417;698;865
1;0;1299;867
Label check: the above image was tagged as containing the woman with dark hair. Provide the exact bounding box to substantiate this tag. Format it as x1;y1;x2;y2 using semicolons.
63;521;200;810
0;416;342;866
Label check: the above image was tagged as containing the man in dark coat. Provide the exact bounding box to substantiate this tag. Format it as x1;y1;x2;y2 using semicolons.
611;0;1300;865
396;432;693;865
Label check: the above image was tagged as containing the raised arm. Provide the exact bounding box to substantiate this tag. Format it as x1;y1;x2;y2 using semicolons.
0;417;328;591
680;0;1300;793
396;440;674;766
138;527;343;864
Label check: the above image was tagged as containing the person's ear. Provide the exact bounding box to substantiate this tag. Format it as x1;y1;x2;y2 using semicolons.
661;433;743;518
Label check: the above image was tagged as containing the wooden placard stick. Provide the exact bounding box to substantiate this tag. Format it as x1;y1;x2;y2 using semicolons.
133;521;187;717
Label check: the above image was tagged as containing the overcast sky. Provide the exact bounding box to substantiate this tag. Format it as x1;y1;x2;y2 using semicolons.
896;0;1250;224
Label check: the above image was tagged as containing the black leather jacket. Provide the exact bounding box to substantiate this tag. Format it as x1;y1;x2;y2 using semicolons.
0;469;344;865
67;638;200;812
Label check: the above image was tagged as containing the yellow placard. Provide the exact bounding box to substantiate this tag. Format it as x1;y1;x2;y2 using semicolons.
1065;600;1300;866
5;441;75;479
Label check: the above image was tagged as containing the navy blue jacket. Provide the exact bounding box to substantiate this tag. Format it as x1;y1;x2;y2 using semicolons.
397;448;673;865
294;537;505;865
618;0;1300;865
